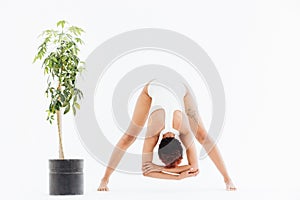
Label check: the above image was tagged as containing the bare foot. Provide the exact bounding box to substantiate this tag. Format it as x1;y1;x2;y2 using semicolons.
225;179;237;191
97;179;109;191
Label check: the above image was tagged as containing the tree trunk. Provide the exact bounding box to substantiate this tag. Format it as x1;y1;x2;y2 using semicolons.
57;110;65;159
57;83;65;159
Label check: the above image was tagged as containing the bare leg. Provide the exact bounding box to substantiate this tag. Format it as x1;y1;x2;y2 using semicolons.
183;89;236;191
98;84;152;191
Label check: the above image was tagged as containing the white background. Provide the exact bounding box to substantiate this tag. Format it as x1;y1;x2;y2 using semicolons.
0;0;299;199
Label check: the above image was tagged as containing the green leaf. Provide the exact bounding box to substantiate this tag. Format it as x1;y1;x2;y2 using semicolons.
49;104;53;112
57;20;67;29
52;57;58;63
59;93;65;102
63;90;69;97
68;26;77;36
62;56;67;62
62;100;68;107
74;95;77;102
64;104;70;114
74;102;80;109
44;67;49;75
75;38;84;45
72;105;76;115
55;101;61;111
66;33;72;39
48;59;53;68
33;55;39;63
75;27;85;35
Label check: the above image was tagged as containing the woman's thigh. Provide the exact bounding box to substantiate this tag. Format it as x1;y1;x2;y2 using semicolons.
126;85;152;137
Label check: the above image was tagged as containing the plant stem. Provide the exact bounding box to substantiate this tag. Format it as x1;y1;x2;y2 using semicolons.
57;84;65;159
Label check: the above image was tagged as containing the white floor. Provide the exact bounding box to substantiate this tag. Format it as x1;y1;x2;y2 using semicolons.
3;155;299;200
25;188;300;200
14;173;300;200
82;189;300;200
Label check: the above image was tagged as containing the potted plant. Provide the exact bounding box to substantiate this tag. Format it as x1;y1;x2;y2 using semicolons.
33;20;85;195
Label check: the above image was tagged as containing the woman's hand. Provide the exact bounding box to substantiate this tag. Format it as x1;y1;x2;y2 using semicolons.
142;161;164;174
177;168;199;180
97;178;109;191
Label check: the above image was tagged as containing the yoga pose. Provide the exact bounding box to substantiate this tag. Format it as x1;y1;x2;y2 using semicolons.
98;80;236;191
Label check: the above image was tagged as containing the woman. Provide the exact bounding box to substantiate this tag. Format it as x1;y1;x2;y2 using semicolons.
98;80;236;191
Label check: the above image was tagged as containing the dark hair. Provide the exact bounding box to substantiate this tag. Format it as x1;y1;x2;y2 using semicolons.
158;137;183;168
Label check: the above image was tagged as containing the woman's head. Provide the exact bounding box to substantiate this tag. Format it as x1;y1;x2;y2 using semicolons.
158;135;183;168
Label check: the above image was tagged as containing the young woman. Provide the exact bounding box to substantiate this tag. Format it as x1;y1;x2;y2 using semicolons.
98;80;236;191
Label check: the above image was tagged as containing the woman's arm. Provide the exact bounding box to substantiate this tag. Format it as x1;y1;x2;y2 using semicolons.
143;162;192;174
141;109;194;180
142;133;187;180
144;171;179;180
162;165;192;173
142;109;164;164
142;110;199;176
173;110;199;170
145;170;198;180
180;134;199;170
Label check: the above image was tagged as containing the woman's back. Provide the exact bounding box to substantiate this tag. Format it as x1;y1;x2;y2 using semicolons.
147;79;186;135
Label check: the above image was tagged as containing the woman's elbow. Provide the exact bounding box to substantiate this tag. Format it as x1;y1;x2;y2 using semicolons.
142;172;148;177
190;166;199;176
192;165;199;170
142;170;152;177
189;164;199;172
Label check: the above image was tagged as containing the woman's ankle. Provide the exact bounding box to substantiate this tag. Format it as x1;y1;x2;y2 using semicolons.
101;177;109;183
224;177;231;183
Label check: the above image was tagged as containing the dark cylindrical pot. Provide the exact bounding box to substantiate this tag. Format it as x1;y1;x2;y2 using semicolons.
49;159;84;195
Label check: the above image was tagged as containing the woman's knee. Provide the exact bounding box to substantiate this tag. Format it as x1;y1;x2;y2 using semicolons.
119;134;136;147
195;129;208;144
